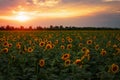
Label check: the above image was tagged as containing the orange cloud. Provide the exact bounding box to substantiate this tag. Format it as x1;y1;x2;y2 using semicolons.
0;5;109;21
27;0;61;7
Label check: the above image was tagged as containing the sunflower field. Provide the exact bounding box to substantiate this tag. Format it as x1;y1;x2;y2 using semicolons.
0;30;120;80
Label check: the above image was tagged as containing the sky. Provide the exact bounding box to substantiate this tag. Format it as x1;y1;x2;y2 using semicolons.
0;0;120;28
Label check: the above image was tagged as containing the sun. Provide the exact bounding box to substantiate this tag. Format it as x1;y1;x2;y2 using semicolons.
15;14;30;22
14;11;30;22
16;15;29;22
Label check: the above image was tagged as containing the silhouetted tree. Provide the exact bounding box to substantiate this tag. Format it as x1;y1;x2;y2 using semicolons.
60;25;63;30
29;26;32;30
6;25;10;30
0;26;5;30
36;26;43;30
54;26;59;30
50;25;53;29
20;26;24;30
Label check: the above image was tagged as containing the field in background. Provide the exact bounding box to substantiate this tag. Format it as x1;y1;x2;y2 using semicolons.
0;30;120;80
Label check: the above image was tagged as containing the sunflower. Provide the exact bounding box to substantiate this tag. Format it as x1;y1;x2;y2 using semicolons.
8;43;12;48
100;49;107;56
39;59;45;67
16;43;21;49
45;44;52;50
61;53;70;61
106;41;111;47
68;38;73;43
109;64;119;74
62;38;65;43
67;44;72;50
95;44;99;51
23;46;28;52
51;44;55;49
43;38;48;43
115;48;120;55
113;44;117;48
93;36;96;40
47;41;52;44
2;48;8;53
60;45;65;49
81;47;87;53
74;59;81;65
64;59;71;67
27;47;33;53
34;38;38;42
3;41;9;47
79;43;83;47
39;41;45;47
54;40;58;44
86;40;92;45
0;38;2;42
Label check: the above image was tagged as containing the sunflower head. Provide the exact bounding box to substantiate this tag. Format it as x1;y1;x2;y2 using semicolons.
39;59;45;67
106;41;111;47
16;44;21;49
27;47;33;53
87;40;92;45
79;43;83;47
67;38;73;43
62;38;65;43
100;49;107;56
47;41;52;44
8;43;12;48
64;59;71;67
54;40;58;44
109;64;119;74
81;47;87;53
3;41;9;47
74;59;81;65
61;53;70;61
2;48;8;53
93;36;96;40
45;44;52;50
115;48;120;55
39;41;45;47
95;44;99;51
60;45;65;49
113;44;117;48
67;44;72;50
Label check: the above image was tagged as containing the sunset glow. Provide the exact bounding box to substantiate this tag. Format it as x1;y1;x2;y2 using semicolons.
14;12;30;22
15;15;29;22
0;6;108;20
0;0;120;27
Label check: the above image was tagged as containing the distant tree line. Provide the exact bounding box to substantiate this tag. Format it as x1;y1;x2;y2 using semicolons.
0;25;120;30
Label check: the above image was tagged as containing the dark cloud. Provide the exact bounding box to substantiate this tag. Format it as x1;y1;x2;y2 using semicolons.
0;0;19;9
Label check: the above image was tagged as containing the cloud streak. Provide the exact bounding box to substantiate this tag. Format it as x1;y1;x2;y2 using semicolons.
30;0;61;7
